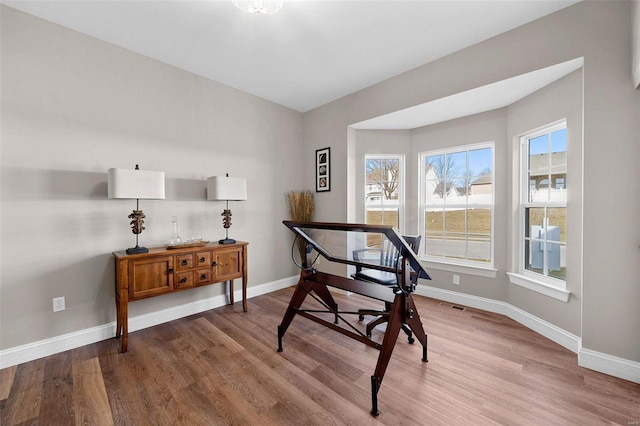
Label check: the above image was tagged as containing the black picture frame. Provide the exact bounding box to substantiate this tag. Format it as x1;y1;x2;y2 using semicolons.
316;147;330;192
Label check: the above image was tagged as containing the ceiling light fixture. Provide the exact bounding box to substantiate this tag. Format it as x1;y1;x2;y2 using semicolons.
232;0;284;14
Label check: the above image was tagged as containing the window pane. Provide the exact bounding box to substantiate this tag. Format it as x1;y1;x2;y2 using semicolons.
525;238;544;274
444;177;466;204
444;209;465;234
551;128;567;153
547;207;566;243
468;234;491;263
469;147;493;178
425;237;445;257
425;179;442;203
548;243;567;281
469;148;492;204
425;209;443;236
525;207;545;239
443;232;465;260
447;151;467;179
467;208;491;235
425;154;445;181
366;208;399;229
529;134;548;159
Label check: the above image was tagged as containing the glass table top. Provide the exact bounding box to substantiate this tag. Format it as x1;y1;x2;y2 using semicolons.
283;221;430;281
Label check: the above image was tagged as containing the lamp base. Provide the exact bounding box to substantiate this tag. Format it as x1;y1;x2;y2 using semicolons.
126;245;149;254
218;238;236;245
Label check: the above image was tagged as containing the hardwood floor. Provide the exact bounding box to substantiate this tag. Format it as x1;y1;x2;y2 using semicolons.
1;287;639;425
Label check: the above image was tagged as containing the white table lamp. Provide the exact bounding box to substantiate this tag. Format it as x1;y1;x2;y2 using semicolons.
207;173;247;244
108;164;165;254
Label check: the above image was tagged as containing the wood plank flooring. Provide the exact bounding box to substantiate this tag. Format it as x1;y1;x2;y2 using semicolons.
1;287;639;425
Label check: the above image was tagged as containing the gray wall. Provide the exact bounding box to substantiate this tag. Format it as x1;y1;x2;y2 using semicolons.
303;1;639;362
0;6;302;349
506;70;583;336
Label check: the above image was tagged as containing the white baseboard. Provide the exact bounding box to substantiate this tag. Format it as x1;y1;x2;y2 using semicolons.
579;347;640;384
0;275;298;370
415;285;639;384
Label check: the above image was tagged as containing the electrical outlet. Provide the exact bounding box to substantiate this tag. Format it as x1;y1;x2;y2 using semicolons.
53;297;65;312
452;274;460;285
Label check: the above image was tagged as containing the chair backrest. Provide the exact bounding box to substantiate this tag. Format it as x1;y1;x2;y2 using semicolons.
379;234;421;268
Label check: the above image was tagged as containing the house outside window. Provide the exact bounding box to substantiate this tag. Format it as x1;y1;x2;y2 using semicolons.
419;143;494;266
520;122;567;284
364;155;403;234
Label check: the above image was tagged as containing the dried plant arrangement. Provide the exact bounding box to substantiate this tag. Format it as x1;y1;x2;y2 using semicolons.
287;190;314;262
287;190;314;222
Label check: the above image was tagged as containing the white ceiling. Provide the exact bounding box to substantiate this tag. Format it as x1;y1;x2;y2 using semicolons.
3;0;580;113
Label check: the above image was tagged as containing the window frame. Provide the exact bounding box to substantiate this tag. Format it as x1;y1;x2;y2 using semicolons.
418;142;495;270
364;154;404;232
509;120;570;300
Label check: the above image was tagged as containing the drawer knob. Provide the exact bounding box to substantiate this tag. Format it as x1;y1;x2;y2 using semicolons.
200;257;206;263
168;268;174;273
180;277;187;283
212;261;217;267
182;260;188;266
201;274;207;280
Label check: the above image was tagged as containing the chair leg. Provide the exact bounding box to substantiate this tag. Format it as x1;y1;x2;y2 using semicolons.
401;324;414;344
365;315;389;337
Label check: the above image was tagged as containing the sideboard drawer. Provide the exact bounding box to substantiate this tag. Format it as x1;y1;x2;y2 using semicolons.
176;254;194;271
175;271;194;289
195;268;212;285
196;251;212;268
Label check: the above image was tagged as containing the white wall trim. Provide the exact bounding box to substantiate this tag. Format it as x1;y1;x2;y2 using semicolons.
506;272;571;302
0;275;298;369
415;285;579;352
578;347;640;384
415;285;639;383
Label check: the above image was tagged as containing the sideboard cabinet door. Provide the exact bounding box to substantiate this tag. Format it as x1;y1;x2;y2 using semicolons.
213;248;243;281
128;256;174;300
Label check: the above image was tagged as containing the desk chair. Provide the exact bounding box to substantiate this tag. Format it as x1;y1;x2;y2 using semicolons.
352;235;422;342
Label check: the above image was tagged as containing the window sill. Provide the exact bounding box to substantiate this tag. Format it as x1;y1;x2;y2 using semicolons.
506;272;571;302
422;259;497;279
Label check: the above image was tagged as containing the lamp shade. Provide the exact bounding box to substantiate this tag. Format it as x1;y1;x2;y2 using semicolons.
207;176;247;201
107;168;165;199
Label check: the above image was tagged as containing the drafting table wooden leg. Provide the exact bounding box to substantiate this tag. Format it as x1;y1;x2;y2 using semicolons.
277;279;312;352
308;280;339;324
370;293;403;416
404;295;428;362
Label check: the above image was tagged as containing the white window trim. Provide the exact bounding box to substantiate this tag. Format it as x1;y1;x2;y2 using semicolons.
418;141;495;269
364;154;405;232
514;120;570;301
507;272;570;302
425;259;497;278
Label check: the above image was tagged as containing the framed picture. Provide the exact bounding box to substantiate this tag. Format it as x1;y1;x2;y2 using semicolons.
316;147;330;192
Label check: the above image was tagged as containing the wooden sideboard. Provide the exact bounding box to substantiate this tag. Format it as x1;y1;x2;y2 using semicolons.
113;241;248;352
